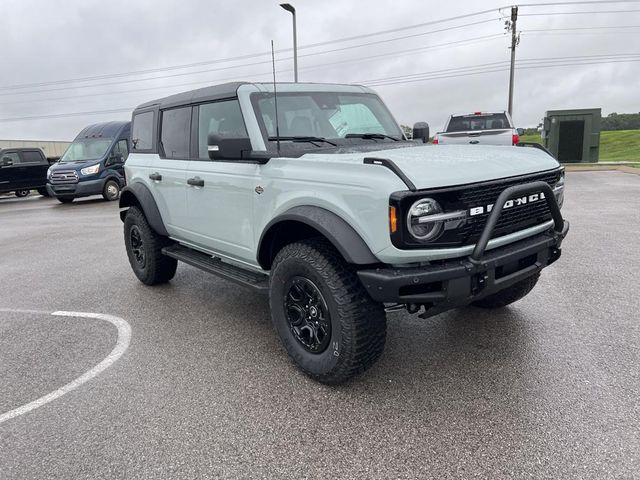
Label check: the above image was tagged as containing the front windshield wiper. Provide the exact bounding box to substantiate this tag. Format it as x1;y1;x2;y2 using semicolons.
268;136;337;146
345;133;399;141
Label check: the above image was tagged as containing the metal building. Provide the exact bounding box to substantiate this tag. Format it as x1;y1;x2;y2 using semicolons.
542;108;601;163
0;139;71;160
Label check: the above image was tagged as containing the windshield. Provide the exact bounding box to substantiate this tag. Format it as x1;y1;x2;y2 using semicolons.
445;113;511;132
60;138;113;162
251;92;403;148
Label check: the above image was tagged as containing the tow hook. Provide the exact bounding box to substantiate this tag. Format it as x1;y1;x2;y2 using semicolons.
471;272;489;295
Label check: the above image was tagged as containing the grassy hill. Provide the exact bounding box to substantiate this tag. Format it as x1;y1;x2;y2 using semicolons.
520;130;640;162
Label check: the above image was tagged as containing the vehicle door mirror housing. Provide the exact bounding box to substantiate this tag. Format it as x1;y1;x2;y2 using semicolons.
516;128;525;136
412;122;430;143
207;134;254;161
1;156;13;167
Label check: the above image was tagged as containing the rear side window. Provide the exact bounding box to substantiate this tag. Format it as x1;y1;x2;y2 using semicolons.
21;150;44;163
132;111;154;150
446;113;510;132
161;107;192;159
198;100;247;159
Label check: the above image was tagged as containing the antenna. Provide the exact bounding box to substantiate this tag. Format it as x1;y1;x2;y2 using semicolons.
271;40;281;156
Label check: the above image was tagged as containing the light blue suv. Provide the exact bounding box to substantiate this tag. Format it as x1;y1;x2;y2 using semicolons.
120;82;569;384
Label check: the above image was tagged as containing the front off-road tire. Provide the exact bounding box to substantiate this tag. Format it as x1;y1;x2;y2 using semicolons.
57;196;74;203
124;206;177;285
472;273;540;309
269;238;386;384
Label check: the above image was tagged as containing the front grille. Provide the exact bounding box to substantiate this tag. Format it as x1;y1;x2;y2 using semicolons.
391;168;563;249
456;170;561;244
50;170;79;184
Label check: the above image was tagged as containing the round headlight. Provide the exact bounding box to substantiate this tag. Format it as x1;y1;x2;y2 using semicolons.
407;198;444;241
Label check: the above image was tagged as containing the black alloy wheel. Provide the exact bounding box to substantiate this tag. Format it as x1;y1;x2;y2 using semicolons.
129;225;146;268
284;276;332;354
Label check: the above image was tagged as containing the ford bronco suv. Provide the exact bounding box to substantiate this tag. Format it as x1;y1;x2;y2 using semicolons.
120;82;568;384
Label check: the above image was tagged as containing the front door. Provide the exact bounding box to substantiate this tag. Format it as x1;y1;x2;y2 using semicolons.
183;100;258;264
0;151;21;190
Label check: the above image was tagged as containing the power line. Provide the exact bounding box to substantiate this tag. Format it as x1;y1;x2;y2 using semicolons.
0;108;133;123
1;0;638;92
520;8;640;15
0;9;501;92
362;53;640;84
525;24;640;31
2;54;636;122
364;57;640;87
0;18;499;98
0;34;505;108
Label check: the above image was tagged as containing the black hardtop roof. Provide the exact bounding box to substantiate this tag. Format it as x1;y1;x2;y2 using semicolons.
75;121;130;140
135;82;248;111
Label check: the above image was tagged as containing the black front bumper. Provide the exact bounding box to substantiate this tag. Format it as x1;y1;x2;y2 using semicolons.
358;180;570;315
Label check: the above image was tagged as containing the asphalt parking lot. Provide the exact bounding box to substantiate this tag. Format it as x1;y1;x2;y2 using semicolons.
0;170;638;479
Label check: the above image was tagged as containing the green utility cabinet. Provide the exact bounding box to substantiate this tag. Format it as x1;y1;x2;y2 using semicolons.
543;108;601;163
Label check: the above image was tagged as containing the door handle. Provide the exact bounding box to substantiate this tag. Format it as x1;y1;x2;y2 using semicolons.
469;140;480;144
149;172;162;181
187;177;205;187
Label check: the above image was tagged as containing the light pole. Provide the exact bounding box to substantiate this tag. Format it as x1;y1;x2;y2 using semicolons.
280;3;298;82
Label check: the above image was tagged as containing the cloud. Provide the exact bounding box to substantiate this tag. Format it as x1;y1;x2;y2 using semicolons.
1;0;638;139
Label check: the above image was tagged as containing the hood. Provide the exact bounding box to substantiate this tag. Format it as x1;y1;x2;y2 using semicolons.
50;159;100;171
302;144;559;190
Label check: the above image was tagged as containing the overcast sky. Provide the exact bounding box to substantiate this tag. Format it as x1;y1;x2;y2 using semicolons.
1;0;639;140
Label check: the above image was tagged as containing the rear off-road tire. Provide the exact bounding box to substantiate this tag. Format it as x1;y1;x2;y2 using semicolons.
124;206;177;285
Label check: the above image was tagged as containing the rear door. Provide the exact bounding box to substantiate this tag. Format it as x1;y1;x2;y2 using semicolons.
19;150;49;187
151;106;191;235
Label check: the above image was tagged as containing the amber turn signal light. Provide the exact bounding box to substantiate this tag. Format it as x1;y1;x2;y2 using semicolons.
389;206;397;233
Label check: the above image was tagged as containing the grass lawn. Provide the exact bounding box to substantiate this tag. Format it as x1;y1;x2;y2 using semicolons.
520;130;640;162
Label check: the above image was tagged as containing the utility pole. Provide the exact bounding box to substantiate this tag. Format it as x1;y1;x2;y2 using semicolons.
507;5;519;116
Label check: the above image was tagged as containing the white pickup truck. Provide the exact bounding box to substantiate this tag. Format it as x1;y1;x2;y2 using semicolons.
433;111;523;146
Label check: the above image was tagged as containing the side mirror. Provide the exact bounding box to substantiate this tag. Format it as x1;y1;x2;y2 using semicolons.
2;156;13;167
208;134;252;160
412;122;430;143
516;128;525;136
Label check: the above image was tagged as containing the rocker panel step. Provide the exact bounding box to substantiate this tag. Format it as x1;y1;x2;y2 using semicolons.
162;244;269;293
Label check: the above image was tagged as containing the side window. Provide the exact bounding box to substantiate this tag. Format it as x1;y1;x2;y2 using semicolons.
161;107;192;159
132;111;154;150
113;140;129;160
198;100;247;159
21;150;45;164
1;152;20;165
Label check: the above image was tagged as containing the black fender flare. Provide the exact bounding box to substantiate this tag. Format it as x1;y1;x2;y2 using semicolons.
118;182;169;236
257;205;379;269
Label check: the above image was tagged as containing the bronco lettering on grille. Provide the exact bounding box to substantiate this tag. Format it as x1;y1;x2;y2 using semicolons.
468;192;546;217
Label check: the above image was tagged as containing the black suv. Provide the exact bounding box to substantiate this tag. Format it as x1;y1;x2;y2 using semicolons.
0;148;51;198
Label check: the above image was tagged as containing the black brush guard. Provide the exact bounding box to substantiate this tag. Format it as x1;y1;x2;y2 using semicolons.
358;181;569;316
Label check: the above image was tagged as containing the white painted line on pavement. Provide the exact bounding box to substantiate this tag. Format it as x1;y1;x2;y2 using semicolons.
0;309;131;425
